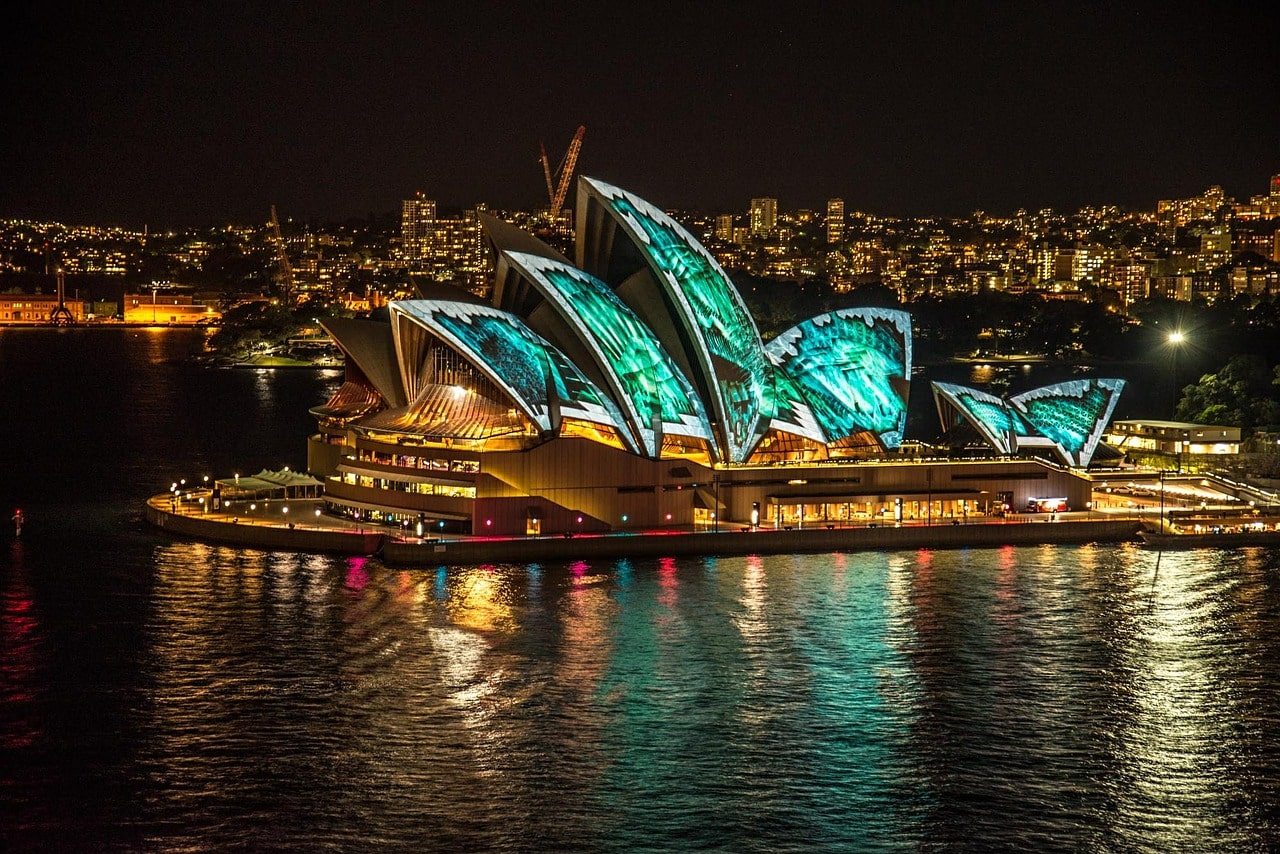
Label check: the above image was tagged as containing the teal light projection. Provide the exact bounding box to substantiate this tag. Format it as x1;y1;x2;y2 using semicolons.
932;378;1125;466
393;301;630;445
932;381;1025;455
542;345;634;442
585;178;770;463
766;364;827;443
503;251;712;457
1011;378;1125;467
767;309;912;449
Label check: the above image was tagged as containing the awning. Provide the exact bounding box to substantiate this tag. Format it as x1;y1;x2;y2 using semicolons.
217;468;323;497
252;468;324;489
216;476;286;495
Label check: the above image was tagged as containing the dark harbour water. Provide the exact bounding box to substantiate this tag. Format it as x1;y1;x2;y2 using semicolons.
3;328;1280;852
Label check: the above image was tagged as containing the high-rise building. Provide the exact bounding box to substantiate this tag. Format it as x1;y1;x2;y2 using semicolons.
401;193;437;263
826;199;845;244
714;214;734;242
1270;174;1280;199
749;198;777;237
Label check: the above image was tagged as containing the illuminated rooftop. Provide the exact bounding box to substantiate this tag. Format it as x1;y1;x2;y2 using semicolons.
933;378;1125;467
319;177;918;466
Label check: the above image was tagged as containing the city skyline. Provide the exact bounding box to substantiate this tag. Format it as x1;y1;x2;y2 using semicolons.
2;2;1278;227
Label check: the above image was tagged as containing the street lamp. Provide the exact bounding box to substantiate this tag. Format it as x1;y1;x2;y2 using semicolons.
1167;330;1186;419
713;472;720;533
1159;470;1166;532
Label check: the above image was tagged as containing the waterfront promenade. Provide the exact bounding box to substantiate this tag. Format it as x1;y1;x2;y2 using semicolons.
146;493;1145;566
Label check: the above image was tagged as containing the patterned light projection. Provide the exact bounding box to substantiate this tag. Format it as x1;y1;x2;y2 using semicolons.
502;251;713;457
765;364;828;444
932;381;1026;455
931;378;1125;466
1010;378;1125;467
767;309;913;449
322;180;929;466
584;177;771;463
391;301;630;446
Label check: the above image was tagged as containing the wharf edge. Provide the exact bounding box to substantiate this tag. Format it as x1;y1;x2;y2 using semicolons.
147;496;1142;566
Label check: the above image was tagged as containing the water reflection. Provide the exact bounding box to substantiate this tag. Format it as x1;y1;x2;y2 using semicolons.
1112;549;1263;848
109;544;1280;849
1;539;43;751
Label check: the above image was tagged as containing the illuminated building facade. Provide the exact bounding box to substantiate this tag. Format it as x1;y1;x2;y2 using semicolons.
749;198;777;236
932;378;1126;467
1106;420;1240;457
122;292;219;325
400;193;437;263
309;177;1095;535
0;293;88;324
826;198;844;244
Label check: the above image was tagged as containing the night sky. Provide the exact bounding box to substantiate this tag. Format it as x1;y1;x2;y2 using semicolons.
2;1;1277;227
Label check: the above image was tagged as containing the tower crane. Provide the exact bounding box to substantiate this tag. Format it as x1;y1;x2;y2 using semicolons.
539;125;585;222
268;205;296;307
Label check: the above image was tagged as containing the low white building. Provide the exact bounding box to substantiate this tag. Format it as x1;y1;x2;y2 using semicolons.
1107;420;1240;456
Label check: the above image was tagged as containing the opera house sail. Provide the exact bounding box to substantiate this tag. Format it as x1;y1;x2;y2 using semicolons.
307;176;1113;535
932;378;1125;467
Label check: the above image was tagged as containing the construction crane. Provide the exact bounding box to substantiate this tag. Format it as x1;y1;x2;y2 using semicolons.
268;205;295;307
539;125;585;222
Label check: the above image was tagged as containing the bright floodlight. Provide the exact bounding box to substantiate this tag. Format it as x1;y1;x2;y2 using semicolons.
1168;331;1185;344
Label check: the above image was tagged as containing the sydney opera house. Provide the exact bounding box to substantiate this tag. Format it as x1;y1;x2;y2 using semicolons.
307;177;1124;536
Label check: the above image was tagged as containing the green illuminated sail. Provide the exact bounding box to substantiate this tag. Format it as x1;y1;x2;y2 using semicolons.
503;251;712;457
583;177;771;462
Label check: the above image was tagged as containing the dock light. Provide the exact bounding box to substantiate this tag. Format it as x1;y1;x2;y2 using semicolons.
621;515;628;523
250;503;256;514
577;516;583;524
485;519;492;527
665;513;672;521
751;502;760;527
315;506;322;517
282;506;288;516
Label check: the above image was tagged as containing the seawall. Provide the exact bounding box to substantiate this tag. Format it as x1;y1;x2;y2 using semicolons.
147;497;1143;566
145;501;384;555
380;519;1144;567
